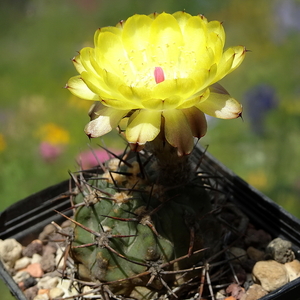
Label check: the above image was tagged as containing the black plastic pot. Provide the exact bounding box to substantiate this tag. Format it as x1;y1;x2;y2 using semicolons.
1;146;300;300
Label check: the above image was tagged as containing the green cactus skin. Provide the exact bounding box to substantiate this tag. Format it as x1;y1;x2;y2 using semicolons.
70;155;221;296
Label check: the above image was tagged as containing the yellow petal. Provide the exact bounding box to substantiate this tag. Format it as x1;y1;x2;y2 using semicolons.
81;71;139;109
79;49;125;99
207;20;225;49
149;13;183;65
78;47;98;76
122;14;152;52
172;11;192;27
67;76;99;101
101;97;141;109
81;71;114;99
228;45;246;71
163;109;194;155
207;31;224;64
94;26;122;48
182;15;208;53
84;107;129;138
179;17;216;73
141;96;183;110
121;15;153;73
177;87;210;109
187;67;215;96
95;31;129;76
213;46;246;83
72;53;86;74
126;110;161;144
196;83;242;119
119;85;152;103
151;78;196;104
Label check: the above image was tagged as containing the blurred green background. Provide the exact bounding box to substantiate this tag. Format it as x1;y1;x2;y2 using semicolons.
1;0;300;298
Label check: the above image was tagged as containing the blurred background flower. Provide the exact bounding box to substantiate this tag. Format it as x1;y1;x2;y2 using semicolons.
35;123;70;145
77;148;121;169
0;133;7;152
38;141;63;162
244;84;278;136
34;123;70;162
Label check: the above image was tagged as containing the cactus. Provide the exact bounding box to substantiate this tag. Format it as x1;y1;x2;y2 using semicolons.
61;147;222;297
62;11;246;298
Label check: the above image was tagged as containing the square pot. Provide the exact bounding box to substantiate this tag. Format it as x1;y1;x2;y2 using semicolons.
1;146;300;300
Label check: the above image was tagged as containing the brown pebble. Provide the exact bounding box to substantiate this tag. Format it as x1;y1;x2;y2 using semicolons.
40;253;56;272
38;224;56;242
26;263;44;278
61;219;72;228
228;247;248;264
22;240;43;257
42;245;57;256
23;286;39;300
242;259;256;273
247;246;265;261
245;226;272;248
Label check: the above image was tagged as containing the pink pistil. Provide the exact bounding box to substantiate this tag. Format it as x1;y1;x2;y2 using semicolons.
154;67;165;84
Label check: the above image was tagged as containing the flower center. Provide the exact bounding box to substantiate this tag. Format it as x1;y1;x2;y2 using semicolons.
154;67;165;84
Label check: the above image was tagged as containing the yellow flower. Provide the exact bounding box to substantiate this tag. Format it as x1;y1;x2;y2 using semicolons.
0;133;7;152
246;170;268;190
67;11;246;155
35;123;70;145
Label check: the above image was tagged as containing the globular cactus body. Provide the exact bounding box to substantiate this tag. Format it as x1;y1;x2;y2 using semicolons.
70;158;221;295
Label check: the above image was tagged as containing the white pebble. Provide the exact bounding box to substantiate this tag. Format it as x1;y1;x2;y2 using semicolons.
55;247;65;269
285;259;300;281
49;287;64;298
82;285;95;296
13;270;30;284
0;239;23;268
14;257;32;270
31;253;42;264
37;276;59;289
56;279;78;297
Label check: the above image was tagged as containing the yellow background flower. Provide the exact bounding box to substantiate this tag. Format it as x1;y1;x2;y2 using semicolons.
35;123;70;145
0;133;7;152
67;11;245;155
